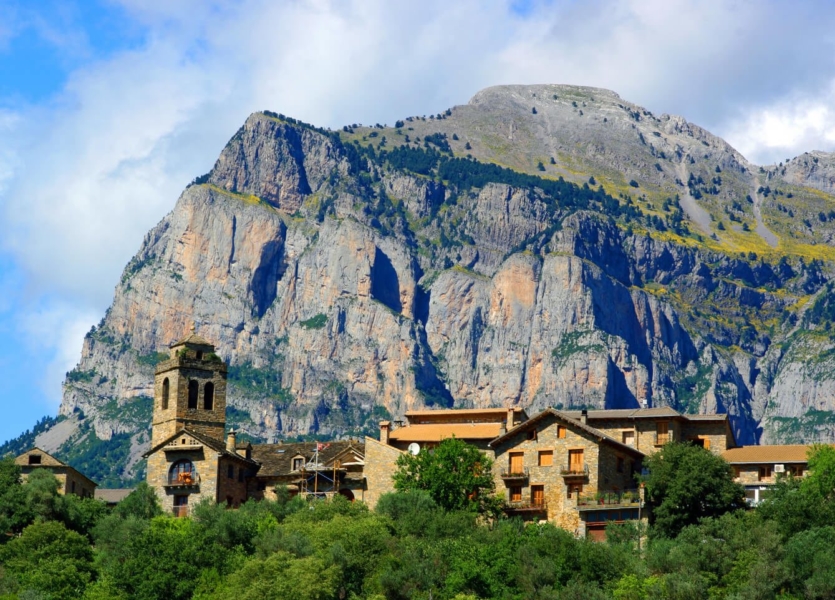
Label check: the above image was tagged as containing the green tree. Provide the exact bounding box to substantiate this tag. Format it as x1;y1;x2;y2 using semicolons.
0;520;95;600
392;437;497;512
0;456;30;539
643;442;745;538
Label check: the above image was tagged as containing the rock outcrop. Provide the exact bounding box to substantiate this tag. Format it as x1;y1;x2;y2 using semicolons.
53;86;835;483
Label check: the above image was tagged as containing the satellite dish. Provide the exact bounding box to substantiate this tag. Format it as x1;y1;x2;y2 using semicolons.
407;443;420;455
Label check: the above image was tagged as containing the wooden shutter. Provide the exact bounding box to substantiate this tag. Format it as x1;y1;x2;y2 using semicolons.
531;485;544;506
569;449;584;472
510;452;524;474
539;451;553;467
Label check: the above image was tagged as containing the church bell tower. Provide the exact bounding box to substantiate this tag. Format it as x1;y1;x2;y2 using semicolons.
150;328;228;448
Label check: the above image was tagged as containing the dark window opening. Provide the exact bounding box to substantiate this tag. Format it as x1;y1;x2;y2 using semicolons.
227;465;234;479
187;380;198;409
196;351;203;360
161;377;170;410
226;496;233;507
71;481;76;493
617;457;624;473
169;459;196;485
28;454;41;465
204;382;214;410
527;429;537;441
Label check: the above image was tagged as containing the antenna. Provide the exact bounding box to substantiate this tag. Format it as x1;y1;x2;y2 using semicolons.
407;442;420;456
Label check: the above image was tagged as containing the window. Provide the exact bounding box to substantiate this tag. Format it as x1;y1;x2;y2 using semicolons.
196;351;204;360
510;486;522;502
538;451;553;467
71;481;76;493
622;431;635;446
28;454;41;465
238;468;244;483
568;449;584;473
187;380;199;409
509;452;524;475
759;466;773;481
531;485;545;506
617;457;624;473
732;466;741;479
527;428;538;441
226;495;233;507
656;421;669;445
161;378;169;410
557;425;566;439
169;459;195;485
204;382;214;410
789;465;804;477
568;484;583;498
227;465;235;479
292;457;304;471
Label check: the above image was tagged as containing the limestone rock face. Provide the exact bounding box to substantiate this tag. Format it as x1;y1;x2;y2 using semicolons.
56;86;835;482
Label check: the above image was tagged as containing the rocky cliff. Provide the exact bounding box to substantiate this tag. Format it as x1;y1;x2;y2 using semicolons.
45;85;835;483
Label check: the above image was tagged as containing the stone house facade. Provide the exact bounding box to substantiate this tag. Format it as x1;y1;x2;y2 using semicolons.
723;444;811;505
14;448;97;498
145;332;365;516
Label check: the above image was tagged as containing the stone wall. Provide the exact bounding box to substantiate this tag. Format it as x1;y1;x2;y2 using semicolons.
681;421;733;453
363;437;402;509
146;439;220;515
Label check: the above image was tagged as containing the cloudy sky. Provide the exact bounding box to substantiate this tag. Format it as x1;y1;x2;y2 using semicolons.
1;0;835;443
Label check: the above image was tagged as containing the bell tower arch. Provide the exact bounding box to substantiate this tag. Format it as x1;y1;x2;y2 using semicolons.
151;328;228;447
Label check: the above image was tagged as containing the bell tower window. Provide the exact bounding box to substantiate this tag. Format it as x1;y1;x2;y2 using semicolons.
161;378;170;410
204;382;214;410
187;380;199;409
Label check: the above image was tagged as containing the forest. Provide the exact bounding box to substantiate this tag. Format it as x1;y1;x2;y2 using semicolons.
2;441;835;600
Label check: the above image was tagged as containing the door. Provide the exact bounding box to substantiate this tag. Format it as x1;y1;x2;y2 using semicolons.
568;449;584;473
531;485;545;507
509;452;524;474
173;495;189;518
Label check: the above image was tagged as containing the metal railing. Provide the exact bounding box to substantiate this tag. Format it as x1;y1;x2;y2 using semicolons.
500;467;529;479
655;433;670;445
560;464;589;477
166;472;201;487
577;489;641;507
505;499;547;511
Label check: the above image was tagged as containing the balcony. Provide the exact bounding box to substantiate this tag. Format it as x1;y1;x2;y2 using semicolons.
560;464;589;479
164;472;201;489
163;441;204;452
505;500;547;513
500;467;529;482
172;505;189;518
577;490;641;509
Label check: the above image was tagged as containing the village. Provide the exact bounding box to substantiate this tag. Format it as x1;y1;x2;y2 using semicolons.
14;332;813;541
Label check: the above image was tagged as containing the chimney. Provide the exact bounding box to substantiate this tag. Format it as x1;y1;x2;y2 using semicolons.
226;429;237;454
379;421;391;445
507;408;515;430
580;409;588;425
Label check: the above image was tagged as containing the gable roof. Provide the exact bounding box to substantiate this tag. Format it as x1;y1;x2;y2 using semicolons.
143;428;257;465
170;331;214;348
250;441;365;478
723;445;815;465
560;407;729;422
489;409;644;457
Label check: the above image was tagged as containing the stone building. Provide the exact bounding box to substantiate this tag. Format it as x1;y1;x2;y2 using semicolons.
145;331;365;516
14;448;97;498
723;444;811;505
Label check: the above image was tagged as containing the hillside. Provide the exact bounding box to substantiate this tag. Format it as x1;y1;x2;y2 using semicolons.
14;84;835;484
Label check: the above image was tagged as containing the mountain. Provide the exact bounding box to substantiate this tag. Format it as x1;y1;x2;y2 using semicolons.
19;84;835;484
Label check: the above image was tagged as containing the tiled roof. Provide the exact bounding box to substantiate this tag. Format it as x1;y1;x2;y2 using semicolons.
723;445;815;464
144;428;257;464
170;332;214;348
250;441;365;478
95;488;135;503
561;407;726;421
389;423;503;442
490;409;644;457
405;407;524;418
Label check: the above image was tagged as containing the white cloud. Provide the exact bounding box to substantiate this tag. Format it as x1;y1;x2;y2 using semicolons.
1;0;835;411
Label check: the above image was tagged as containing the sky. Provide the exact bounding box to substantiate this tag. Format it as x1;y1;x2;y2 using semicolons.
1;0;835;444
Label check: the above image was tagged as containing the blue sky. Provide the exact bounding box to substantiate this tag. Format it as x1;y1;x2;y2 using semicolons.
1;0;835;444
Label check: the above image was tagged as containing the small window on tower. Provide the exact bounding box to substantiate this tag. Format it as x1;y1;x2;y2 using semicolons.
204;382;214;411
161;378;169;410
188;380;199;409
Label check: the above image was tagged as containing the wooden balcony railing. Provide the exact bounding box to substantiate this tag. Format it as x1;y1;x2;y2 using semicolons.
173;505;189;518
577;489;641;508
655;433;670;446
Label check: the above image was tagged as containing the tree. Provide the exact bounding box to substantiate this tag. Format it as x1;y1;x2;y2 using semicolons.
537;161;546;171
0;456;30;538
392;437;496;512
643;442;745;538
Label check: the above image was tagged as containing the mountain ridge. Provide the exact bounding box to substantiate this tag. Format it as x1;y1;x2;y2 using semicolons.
9;83;835;484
